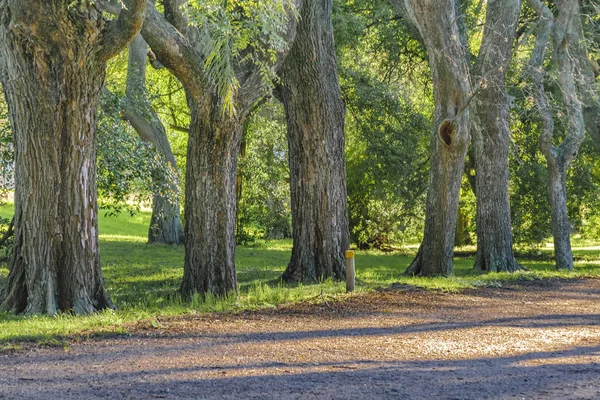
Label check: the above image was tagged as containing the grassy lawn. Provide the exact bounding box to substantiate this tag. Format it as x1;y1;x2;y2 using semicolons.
1;204;600;345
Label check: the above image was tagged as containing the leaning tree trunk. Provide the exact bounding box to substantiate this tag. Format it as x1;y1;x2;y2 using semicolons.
180;98;243;298
400;0;472;276
0;0;144;314
278;0;349;283
528;0;586;271
472;0;522;272
124;35;183;245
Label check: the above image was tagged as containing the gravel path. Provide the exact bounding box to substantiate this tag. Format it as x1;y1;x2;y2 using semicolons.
2;278;600;399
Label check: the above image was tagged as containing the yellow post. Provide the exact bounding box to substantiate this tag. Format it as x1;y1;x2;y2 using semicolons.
345;250;355;293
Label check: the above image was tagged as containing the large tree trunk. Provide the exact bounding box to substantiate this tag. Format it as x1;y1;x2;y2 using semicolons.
0;0;144;314
124;35;183;245
180;99;243;298
528;0;586;271
278;0;349;283
140;0;300;297
400;0;472;276
472;0;522;272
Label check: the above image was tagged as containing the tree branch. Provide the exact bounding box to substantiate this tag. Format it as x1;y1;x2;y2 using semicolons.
164;0;188;35
527;0;556;159
140;1;206;100
94;0;122;15
98;0;146;61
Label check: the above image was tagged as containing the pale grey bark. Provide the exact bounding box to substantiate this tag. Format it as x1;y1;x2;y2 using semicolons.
124;35;183;245
528;0;586;270
392;0;472;276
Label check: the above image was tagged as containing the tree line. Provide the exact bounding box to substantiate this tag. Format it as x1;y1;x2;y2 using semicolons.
0;0;598;315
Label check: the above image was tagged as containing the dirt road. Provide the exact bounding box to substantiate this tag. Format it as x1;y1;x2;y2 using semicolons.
2;279;600;399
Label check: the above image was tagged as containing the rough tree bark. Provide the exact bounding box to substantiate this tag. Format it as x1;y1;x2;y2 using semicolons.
528;0;586;270
140;1;300;298
277;0;349;283
0;0;145;314
393;0;472;276
471;0;523;272
124;35;183;245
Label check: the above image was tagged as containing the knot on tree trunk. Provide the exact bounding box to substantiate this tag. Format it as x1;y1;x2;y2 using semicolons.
438;119;456;146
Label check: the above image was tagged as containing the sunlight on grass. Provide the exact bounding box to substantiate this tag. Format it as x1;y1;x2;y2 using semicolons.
99;234;147;243
1;202;600;344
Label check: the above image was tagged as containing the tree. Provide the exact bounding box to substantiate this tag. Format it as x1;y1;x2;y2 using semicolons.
471;0;523;272
0;0;145;314
122;35;183;245
528;0;588;270
277;0;350;283
390;0;472;276
138;0;300;297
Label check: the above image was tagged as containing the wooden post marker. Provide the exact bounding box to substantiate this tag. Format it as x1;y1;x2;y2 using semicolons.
346;250;355;293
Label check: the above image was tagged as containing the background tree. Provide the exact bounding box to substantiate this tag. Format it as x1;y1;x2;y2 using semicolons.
278;0;350;283
236;100;292;244
0;0;145;315
528;0;587;270
121;35;183;245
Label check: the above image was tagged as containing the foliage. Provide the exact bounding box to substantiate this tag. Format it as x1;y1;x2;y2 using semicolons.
236;100;291;244
96;94;180;216
334;0;431;249
344;70;430;248
188;0;297;115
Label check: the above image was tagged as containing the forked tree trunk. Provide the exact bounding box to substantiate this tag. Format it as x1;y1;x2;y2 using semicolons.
124;35;183;245
180;100;243;298
0;1;144;314
472;0;522;272
278;0;349;283
400;0;472;276
140;0;300;297
528;0;585;271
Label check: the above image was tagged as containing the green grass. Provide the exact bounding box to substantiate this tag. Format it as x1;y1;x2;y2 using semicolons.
1;204;600;344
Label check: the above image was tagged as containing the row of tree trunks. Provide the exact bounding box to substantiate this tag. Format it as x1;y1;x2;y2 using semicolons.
0;0;145;314
471;0;522;272
278;0;350;283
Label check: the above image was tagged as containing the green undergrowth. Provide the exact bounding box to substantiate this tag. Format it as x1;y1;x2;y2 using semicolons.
1;206;600;345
